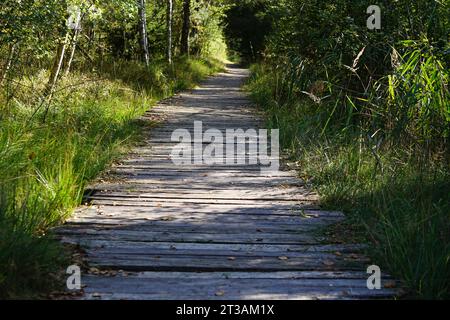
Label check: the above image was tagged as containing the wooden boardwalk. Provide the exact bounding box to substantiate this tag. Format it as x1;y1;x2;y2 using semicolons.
58;66;398;300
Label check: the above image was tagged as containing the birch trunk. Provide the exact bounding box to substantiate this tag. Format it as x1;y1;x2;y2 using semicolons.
0;42;17;87
166;0;173;64
45;32;70;97
137;0;150;66
64;28;80;76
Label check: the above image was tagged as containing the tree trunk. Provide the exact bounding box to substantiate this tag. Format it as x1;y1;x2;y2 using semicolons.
0;42;17;87
180;0;191;56
166;0;173;64
137;0;150;66
64;28;80;76
45;32;70;97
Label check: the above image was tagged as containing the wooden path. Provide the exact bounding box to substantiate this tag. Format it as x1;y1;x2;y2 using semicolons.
57;66;398;300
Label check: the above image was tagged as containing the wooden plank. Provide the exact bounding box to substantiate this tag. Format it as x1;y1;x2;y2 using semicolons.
80;275;397;300
87;196;317;206
57;229;328;244
60;220;330;234
61;239;363;254
87;254;366;271
88;192;318;202
79;202;322;212
108;170;295;179
88;185;306;195
83;246;363;260
85;270;378;279
69;207;338;220
88;179;305;189
68;214;342;227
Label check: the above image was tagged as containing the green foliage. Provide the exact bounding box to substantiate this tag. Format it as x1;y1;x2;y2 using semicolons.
243;0;450;299
247;64;450;299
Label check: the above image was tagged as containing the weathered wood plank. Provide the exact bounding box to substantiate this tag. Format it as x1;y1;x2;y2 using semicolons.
88;192;318;202
75;203;324;214
87;255;366;271
68;215;342;227
80;274;397;300
87;196;318;206
61;239;364;254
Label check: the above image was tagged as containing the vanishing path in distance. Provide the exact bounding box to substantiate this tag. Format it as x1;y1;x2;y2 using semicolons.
58;65;399;300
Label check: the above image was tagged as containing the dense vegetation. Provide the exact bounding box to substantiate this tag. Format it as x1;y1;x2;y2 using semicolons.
234;0;449;298
0;0;225;298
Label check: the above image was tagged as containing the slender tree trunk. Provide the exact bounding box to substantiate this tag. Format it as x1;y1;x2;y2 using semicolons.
180;0;191;56
166;0;173;64
64;28;80;76
137;0;150;66
45;32;70;97
0;42;17;87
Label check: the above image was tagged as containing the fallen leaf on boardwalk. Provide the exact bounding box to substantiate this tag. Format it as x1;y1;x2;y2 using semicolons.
227;257;236;261
256;229;263;232
322;260;335;266
215;290;225;296
89;267;100;274
278;256;289;260
170;245;177;250
92;293;101;298
384;281;397;288
334;251;342;256
298;210;312;218
160;216;175;221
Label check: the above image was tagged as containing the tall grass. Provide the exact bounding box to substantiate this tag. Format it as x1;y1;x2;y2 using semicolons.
247;52;449;298
0;57;223;298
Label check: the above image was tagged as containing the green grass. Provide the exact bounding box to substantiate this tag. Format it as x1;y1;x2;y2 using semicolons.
247;63;450;299
0;56;223;299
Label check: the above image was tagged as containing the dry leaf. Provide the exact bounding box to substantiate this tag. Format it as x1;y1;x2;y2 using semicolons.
384;281;397;289
215;290;225;296
89;267;100;274
278;256;289;260
227;257;236;261
160;216;175;221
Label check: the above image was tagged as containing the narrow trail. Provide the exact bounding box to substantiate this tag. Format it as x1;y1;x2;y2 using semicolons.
58;66;398;300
